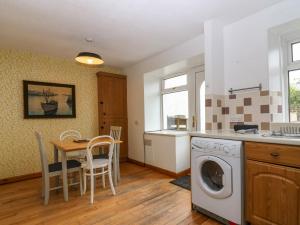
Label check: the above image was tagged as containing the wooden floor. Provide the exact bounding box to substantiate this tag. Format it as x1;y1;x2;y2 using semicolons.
0;163;220;225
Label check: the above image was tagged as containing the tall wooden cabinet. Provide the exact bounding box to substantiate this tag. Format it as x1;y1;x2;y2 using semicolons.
245;142;300;225
97;72;128;161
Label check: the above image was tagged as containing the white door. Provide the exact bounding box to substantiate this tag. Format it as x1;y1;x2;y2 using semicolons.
194;155;232;199
188;67;205;131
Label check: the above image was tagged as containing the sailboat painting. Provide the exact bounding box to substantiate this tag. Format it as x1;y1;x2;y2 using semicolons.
23;80;76;118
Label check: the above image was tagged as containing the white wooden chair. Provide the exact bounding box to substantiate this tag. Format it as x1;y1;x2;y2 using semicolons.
35;131;83;205
59;130;84;160
59;129;81;140
110;126;122;181
82;136;116;204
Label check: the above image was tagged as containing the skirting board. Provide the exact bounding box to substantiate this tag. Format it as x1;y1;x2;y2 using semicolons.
0;158;188;185
0;172;42;185
127;158;190;178
1;158;130;185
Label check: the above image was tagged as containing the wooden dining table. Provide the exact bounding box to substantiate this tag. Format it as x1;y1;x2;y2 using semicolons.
51;138;123;201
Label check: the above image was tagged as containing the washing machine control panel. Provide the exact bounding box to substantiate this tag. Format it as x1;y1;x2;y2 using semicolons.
191;137;242;157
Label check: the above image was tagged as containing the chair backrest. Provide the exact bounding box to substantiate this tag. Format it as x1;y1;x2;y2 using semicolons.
86;136;115;169
35;131;49;176
110;126;122;141
59;129;81;141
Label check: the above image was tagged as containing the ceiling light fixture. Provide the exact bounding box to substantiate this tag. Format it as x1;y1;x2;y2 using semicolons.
75;38;104;65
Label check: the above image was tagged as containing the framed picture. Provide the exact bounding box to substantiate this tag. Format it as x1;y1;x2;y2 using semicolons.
23;80;76;118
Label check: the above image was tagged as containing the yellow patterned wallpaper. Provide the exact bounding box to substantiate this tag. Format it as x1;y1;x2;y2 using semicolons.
0;49;122;179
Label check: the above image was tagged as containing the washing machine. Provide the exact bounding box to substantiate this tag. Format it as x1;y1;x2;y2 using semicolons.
191;137;243;224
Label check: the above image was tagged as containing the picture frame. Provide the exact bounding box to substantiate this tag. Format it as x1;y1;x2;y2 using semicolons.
23;80;76;119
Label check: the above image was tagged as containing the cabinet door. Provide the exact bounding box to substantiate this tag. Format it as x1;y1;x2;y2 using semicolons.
246;160;300;225
98;75;127;118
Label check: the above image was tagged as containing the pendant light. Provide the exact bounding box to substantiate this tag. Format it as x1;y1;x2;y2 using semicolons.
75;38;104;65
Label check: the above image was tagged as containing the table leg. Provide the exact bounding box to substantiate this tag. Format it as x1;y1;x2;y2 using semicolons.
54;146;59;162
113;144;117;186
61;151;68;201
117;144;120;181
54;146;59;189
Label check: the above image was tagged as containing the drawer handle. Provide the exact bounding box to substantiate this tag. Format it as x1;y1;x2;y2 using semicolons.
270;152;280;157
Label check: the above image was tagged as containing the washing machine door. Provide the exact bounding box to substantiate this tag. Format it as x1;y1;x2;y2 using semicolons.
195;155;232;199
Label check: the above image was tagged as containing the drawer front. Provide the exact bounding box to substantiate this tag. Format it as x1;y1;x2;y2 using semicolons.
245;142;300;168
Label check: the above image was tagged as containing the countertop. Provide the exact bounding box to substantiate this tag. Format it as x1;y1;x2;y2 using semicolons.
189;130;300;146
144;130;189;137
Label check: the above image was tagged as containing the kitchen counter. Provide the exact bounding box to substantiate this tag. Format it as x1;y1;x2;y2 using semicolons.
145;130;189;137
190;130;300;146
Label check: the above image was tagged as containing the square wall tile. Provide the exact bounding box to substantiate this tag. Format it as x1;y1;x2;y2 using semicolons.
205;99;212;107
260;105;270;113
229;94;236;99
213;115;218;123
260;90;269;96
222;107;229;115
244;114;252;122
236;106;244;114
217;122;222;130
206;123;212;130
278;105;282;113
261;122;270;130
244;98;252;106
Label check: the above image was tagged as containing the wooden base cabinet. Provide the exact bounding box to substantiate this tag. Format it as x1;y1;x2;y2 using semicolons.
245;142;300;225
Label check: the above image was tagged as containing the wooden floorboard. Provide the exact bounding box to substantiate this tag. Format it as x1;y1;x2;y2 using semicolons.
0;163;221;225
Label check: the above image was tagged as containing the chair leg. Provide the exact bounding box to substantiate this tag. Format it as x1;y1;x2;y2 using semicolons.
79;169;83;196
41;177;45;198
90;171;94;204
83;169;87;194
102;168;105;188
108;166;116;195
44;177;50;205
117;145;121;181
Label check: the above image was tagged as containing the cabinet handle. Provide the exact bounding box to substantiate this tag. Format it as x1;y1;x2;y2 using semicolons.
100;101;104;104
103;121;106;124
103;112;106;116
100;126;104;129
270;152;280;157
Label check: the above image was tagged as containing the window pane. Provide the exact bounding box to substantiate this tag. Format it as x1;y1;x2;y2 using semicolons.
289;70;300;122
163;91;188;130
164;75;187;89
292;42;300;62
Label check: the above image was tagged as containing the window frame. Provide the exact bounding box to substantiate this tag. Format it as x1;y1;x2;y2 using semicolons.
291;41;300;63
285;38;300;122
161;73;188;130
161;73;188;94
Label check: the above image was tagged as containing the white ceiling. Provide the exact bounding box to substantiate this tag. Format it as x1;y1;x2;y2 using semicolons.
0;0;282;68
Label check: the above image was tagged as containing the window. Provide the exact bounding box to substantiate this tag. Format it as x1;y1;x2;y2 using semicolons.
292;42;300;62
164;74;187;89
161;74;188;130
287;40;300;122
289;70;300;122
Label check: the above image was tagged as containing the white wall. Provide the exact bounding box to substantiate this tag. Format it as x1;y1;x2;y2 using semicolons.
124;35;205;162
204;19;226;95
223;0;300;93
144;74;161;132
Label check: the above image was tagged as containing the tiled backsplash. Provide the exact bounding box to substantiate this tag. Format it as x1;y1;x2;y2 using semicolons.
205;95;224;130
205;90;283;131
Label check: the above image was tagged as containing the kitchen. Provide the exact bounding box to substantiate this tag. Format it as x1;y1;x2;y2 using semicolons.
1;1;300;225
